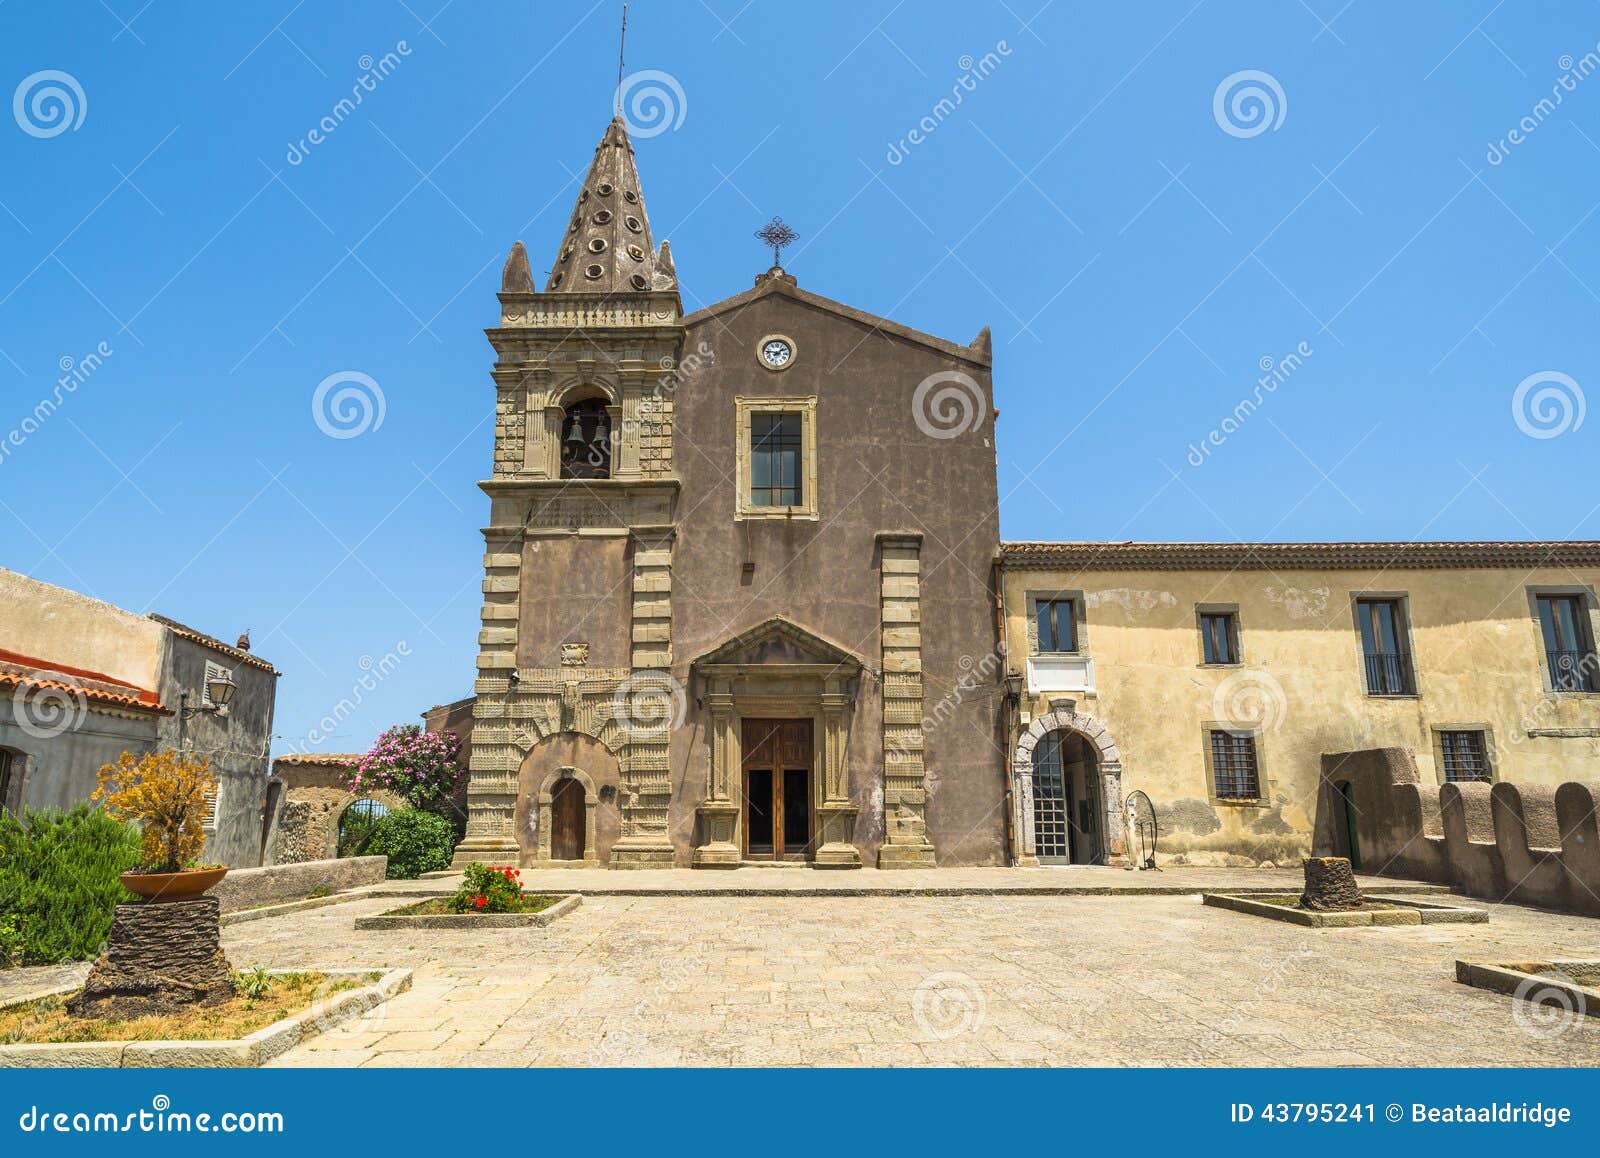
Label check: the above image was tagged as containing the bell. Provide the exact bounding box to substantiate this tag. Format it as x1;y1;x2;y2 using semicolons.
564;421;586;448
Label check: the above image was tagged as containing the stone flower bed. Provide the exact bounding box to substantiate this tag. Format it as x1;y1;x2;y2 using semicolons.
1455;958;1600;1017
354;892;580;930
1202;892;1487;927
0;967;410;1068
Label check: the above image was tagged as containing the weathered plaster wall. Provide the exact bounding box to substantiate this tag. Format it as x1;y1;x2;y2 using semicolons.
0;567;163;689
1322;747;1600;915
1000;564;1600;866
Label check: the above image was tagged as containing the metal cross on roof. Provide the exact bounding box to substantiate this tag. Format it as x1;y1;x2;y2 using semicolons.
754;216;799;267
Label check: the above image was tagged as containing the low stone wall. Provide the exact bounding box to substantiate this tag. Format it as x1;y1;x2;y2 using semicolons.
210;856;387;913
1318;747;1600;916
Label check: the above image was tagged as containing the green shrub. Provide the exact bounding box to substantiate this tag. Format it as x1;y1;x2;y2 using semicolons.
363;809;455;880
0;804;140;966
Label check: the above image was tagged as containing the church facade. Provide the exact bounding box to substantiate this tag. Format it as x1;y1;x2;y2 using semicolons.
450;118;1600;872
452;118;1008;870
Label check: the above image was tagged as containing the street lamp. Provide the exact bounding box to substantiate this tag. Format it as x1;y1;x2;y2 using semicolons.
178;672;238;749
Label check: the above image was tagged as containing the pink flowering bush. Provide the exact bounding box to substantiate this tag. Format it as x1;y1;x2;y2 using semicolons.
347;724;464;815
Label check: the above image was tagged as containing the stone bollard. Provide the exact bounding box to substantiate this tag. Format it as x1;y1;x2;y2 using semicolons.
1298;856;1363;912
69;896;235;1019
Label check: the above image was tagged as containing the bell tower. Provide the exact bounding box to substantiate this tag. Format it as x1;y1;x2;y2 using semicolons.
453;117;685;869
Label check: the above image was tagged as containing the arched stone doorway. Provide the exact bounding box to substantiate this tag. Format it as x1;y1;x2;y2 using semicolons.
1013;703;1127;867
515;733;617;868
537;766;600;867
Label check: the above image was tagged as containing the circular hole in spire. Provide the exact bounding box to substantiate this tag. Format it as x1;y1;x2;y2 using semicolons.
627;244;645;261
587;238;608;253
592;209;613;225
624;215;642;233
568;218;580;234
623;190;639;204
579;189;589;202
550;272;564;287
596;182;614;196
630;274;648;290
584;263;604;280
560;246;573;263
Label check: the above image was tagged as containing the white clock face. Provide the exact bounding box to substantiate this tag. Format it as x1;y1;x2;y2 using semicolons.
761;338;793;368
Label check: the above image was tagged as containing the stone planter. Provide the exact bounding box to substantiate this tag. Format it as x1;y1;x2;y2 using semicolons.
354;892;582;930
1202;891;1487;927
120;866;228;902
0;968;412;1069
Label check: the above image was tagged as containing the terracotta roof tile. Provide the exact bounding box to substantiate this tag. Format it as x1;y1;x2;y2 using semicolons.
147;614;280;674
0;647;168;715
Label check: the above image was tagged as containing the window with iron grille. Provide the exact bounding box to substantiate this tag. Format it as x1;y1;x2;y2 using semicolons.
1355;598;1415;695
1439;730;1490;783
1535;593;1598;692
1200;612;1239;665
749;412;802;507
1035;598;1077;653
1209;730;1261;800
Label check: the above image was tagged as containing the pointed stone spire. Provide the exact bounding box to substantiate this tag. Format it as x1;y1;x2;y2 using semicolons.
545;117;673;294
501;240;534;292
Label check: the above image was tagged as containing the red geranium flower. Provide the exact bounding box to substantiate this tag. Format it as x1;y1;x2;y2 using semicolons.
474;895;486;908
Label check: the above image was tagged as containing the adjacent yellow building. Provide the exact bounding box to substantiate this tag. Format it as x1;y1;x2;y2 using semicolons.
997;541;1600;868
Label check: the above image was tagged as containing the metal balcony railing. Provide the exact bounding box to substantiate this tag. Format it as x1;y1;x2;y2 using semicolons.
1547;648;1598;692
1363;650;1415;695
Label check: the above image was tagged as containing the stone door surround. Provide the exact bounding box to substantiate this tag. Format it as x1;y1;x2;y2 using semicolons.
1012;701;1127;867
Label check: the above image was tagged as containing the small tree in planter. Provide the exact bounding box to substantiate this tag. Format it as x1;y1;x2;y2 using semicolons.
347;724;464;817
74;750;235;1018
94;749;224;898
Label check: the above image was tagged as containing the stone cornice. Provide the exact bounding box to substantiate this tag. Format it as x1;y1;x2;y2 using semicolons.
999;540;1600;572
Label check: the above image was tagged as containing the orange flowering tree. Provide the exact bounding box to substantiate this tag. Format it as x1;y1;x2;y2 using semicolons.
93;750;217;873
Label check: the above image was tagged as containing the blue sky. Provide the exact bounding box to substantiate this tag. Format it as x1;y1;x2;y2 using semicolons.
3;1;1598;754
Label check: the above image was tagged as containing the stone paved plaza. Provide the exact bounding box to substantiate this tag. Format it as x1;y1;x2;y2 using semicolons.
8;871;1599;1067
228;877;1600;1067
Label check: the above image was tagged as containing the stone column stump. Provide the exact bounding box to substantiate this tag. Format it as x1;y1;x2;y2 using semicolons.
1298;856;1363;912
69;897;235;1019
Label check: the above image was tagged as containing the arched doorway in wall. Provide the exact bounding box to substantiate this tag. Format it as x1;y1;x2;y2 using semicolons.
1335;780;1361;871
1032;730;1103;865
550;776;587;862
338;797;389;857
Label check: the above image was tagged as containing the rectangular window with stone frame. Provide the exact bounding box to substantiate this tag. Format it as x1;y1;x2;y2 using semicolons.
1207;729;1261;802
1027;594;1083;654
735;396;818;520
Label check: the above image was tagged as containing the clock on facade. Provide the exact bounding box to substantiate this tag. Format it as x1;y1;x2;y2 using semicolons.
758;335;795;370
